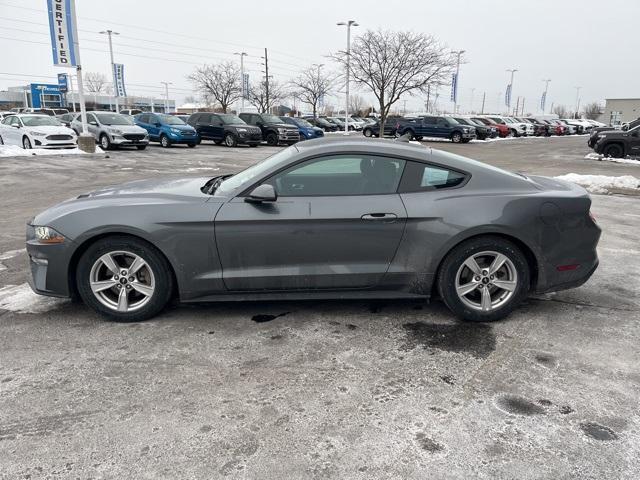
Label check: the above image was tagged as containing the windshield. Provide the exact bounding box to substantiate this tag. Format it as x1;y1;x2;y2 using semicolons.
291;118;312;127
444;117;459;125
220;114;245;125
95;113;133;126
260;114;283;124
468;119;485;127
214;147;297;196
20;115;62;127
158;114;185;125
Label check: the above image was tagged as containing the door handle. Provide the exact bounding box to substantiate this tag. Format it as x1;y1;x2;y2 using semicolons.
361;213;398;221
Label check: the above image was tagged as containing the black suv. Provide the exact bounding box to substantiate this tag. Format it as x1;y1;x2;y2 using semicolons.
452;117;495;140
362;117;401;137
593;125;640;158
238;113;299;145
188;112;262;147
588;118;640;148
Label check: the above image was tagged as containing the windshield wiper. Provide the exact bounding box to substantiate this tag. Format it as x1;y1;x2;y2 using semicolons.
201;174;233;195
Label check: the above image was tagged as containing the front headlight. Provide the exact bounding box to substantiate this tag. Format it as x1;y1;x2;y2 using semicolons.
236;128;247;133
109;128;123;135
170;128;181;134
29;130;46;136
278;128;287;133
34;226;65;244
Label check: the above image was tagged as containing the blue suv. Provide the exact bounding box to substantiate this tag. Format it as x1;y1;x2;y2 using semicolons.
280;116;324;140
134;113;199;148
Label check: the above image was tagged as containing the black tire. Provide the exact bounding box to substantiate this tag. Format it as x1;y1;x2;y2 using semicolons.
437;236;530;322
76;236;174;322
187;143;196;148
363;128;373;137
404;130;415;141
603;143;624;158
23;136;32;149
266;132;278;146
136;145;147;150
99;134;111;150
451;132;462;143
160;134;171;148
510;129;519;137
415;136;423;141
224;133;238;147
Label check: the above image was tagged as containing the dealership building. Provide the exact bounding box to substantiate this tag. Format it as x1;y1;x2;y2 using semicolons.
0;82;174;112
601;98;640;125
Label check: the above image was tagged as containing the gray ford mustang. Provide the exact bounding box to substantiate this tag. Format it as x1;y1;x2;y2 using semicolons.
27;137;601;322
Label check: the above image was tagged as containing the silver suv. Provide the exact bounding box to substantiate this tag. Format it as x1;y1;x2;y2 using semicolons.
71;111;149;150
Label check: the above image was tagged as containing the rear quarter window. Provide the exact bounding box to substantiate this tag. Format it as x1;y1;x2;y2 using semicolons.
399;161;468;192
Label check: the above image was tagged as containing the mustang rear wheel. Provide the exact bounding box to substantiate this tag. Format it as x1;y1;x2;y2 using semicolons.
77;236;173;322
437;236;530;322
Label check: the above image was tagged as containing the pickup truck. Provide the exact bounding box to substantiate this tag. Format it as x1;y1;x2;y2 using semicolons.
396;115;476;143
593;125;640;158
238;113;299;146
588;117;640;148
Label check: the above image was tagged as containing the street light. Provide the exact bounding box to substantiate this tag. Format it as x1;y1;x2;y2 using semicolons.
451;50;465;114
99;29;120;112
234;52;248;113
337;20;358;135
160;82;173;113
506;68;518;114
574;86;582;118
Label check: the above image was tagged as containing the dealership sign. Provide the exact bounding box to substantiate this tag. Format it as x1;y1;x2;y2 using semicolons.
57;73;68;93
46;0;80;67
113;63;127;97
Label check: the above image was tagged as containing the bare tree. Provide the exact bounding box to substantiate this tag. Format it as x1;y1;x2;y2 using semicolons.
331;29;455;134
553;104;570;119
247;79;287;113
582;102;603;120
290;66;337;118
188;62;241;113
349;94;366;117
85;72;109;93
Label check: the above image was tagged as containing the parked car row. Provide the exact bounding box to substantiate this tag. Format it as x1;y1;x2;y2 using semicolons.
587;117;640;158
0;113;77;149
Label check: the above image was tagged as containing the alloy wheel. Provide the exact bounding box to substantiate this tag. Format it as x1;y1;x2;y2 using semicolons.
89;250;155;313
455;251;518;311
23;136;32;149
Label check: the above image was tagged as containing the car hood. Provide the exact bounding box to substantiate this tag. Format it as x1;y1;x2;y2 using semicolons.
266;122;298;129
105;124;147;134
163;124;195;131
32;176;214;227
24;125;76;135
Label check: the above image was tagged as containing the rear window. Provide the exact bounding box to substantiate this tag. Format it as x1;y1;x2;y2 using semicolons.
399;161;468;192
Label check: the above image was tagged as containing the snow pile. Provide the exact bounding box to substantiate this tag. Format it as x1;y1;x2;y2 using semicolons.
555;173;640;194
584;152;639;165
0;283;67;314
0;145;104;157
0;248;25;272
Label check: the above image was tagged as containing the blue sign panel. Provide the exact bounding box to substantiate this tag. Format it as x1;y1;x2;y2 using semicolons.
30;83;61;108
57;73;68;93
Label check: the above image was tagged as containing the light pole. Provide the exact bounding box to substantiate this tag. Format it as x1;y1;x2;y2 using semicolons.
451;50;465;113
574;86;582;118
542;79;551;113
506;68;518;114
99;29;120;112
160;82;172;112
234;52;248;113
470;87;475;113
337;20;358;135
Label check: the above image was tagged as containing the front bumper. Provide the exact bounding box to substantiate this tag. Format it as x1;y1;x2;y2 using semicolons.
278;131;300;143
237;131;263;144
32;135;78;149
111;135;150;146
167;131;199;144
25;238;74;298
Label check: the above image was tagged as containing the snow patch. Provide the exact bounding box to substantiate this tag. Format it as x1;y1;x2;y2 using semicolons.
0;283;68;314
554;173;640;194
584;152;640;165
0;145;104;157
0;249;25;272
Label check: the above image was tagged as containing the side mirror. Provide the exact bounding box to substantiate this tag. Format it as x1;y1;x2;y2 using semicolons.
245;184;277;204
12;124;20;128
89;121;98;126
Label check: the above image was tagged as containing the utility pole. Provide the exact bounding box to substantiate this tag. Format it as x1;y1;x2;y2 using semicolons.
574;86;582;118
514;96;520;117
506;68;518;113
99;30;120;112
261;48;270;113
451;50;465;114
480;91;486;114
521;97;525;116
470;88;475;113
160;81;172;112
234;52;248;113
67;74;76;112
426;84;431;113
541;79;551;113
337;20;359;135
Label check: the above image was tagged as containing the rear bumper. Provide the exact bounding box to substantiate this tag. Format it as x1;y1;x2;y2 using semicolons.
535;258;599;295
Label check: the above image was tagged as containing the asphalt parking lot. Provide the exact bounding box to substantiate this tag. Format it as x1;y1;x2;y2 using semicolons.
1;136;639;479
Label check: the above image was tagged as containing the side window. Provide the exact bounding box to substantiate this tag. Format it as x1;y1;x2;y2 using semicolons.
137;114;147;123
210;114;220;124
399;161;468;192
11;117;22;127
423;117;437;125
87;113;97;124
2;116;13;125
266;155;406;196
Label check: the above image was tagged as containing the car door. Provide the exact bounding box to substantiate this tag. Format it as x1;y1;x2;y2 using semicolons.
86;113;100;138
195;113;214;140
145;114;160;139
209;114;225;141
628;127;640;156
214;154;408;291
2;116;20;144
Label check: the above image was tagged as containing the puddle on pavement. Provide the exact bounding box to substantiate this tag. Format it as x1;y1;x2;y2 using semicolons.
251;312;289;323
580;422;618;441
495;394;546;416
401;321;496;359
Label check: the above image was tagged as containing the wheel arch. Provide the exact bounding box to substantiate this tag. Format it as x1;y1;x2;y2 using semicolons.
430;231;540;297
67;231;179;301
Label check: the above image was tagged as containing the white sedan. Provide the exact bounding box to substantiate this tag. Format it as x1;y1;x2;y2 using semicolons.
0;114;77;149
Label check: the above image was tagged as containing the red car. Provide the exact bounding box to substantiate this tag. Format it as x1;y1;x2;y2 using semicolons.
471;117;510;137
546;120;566;136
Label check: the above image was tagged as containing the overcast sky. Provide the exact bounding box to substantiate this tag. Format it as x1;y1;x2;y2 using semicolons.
0;0;637;114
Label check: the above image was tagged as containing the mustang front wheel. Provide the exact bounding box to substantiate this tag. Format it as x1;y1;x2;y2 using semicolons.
437;236;530;322
77;236;174;322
